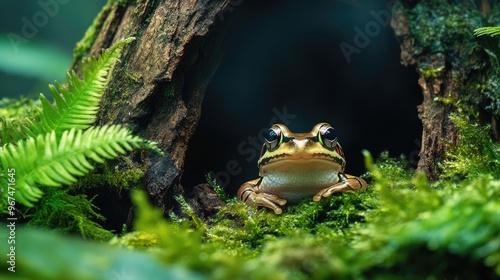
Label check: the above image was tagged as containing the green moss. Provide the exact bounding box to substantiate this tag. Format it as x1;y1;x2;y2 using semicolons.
72;162;145;191
402;1;481;54
73;0;114;60
358;175;500;279
441;113;500;179
115;122;499;278
419;65;444;78
399;1;500;118
0;97;41;145
0;97;41;121
109;231;160;249
207;173;230;202
27;189;114;240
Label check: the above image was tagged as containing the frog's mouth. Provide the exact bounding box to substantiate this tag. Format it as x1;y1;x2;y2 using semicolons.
259;158;343;174
259;153;344;169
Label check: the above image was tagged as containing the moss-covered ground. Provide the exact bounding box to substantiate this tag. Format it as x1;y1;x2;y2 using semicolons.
1;99;499;279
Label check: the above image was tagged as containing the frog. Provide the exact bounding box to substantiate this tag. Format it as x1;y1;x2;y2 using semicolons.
237;122;367;214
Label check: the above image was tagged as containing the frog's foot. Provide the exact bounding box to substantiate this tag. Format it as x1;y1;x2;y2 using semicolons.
250;192;287;214
313;174;367;202
238;180;287;214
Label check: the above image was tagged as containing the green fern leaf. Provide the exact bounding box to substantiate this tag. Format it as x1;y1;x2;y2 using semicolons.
37;37;135;136
474;26;500;37
0;125;144;208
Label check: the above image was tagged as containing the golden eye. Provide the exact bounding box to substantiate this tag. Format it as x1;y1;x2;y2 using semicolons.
265;126;282;151
318;125;337;149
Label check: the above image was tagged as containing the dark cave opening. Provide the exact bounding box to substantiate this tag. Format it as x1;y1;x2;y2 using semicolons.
182;0;423;195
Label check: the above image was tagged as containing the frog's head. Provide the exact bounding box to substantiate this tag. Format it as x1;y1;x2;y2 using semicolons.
257;123;346;172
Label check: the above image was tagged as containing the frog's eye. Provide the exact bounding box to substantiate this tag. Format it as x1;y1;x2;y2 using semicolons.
318;125;337;150
264;127;282;151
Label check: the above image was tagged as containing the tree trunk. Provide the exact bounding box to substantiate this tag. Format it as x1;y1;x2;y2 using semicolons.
390;0;499;180
73;0;230;213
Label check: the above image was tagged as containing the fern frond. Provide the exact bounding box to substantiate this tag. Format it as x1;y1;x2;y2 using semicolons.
0;125;144;208
474;26;500;37
37;37;135;136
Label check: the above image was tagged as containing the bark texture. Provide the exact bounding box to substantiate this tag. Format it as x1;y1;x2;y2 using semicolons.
390;1;497;180
391;11;457;180
74;0;229;213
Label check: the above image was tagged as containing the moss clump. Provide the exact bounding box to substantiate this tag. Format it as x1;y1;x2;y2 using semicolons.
419;65;445;78
0;98;41;145
358;161;500;279
109;231;160;249
72;162;145;190
73;0;116;60
441;113;500;179
27;189;114;240
0;97;41;121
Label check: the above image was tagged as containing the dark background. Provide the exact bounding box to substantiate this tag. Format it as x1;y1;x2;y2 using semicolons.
0;1;105;99
183;0;422;194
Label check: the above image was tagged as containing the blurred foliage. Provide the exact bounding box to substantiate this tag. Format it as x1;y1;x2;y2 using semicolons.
0;226;204;280
0;98;41;123
0;38;71;81
0;1;105;98
475;26;500;37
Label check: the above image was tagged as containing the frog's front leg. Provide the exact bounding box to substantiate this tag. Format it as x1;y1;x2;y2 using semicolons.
313;173;367;202
238;178;287;214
